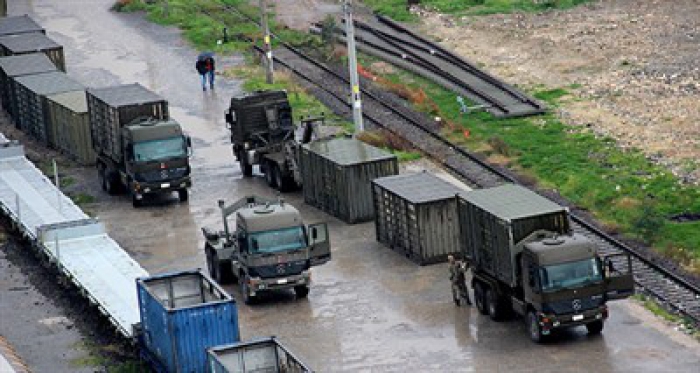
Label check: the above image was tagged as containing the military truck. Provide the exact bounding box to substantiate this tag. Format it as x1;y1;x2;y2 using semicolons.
457;184;634;342
225;90;319;192
202;196;331;304
87;84;192;207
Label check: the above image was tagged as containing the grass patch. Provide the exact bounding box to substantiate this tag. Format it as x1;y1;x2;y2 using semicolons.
362;0;594;22
70;192;97;206
70;341;146;372
360;54;700;266
632;294;700;339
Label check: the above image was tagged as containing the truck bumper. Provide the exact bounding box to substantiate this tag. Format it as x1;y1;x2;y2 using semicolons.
539;305;608;334
248;271;311;295
132;177;192;196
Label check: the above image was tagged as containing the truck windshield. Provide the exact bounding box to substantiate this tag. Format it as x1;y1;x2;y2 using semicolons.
249;227;306;254
133;137;186;162
539;258;602;292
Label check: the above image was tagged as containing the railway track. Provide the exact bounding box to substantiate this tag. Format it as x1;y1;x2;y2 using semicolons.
205;2;700;326
325;15;546;118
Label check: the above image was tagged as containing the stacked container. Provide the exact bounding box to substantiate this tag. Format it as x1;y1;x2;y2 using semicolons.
86;84;168;161
137;270;240;373
46;90;94;165
208;337;312;373
372;172;467;265
0;53;57;122
0;32;65;71
300;138;398;224
14;71;83;145
0;15;45;37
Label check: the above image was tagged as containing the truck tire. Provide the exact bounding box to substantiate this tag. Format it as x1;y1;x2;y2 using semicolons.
238;150;253;177
486;288;506;321
264;161;277;188
207;250;233;284
528;311;544;343
178;188;189;202
132;194;143;208
294;285;310;299
273;165;296;193
101;169;119;196
474;282;488;315
586;320;604;335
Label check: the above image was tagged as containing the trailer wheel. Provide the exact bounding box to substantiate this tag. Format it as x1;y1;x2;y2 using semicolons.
586;320;604;335
528;311;544;343
178;188;188;202
238;150;253;177
474;282;488;315
486;288;505;321
273;165;295;192
294;285;310;299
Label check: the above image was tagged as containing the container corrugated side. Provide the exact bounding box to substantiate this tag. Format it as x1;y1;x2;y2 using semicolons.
137;270;240;373
46;91;95;165
207;337;313;373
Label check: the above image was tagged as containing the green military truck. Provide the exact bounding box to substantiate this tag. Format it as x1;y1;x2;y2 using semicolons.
87;84;192;207
225;90;319;192
202;196;331;304
458;184;634;342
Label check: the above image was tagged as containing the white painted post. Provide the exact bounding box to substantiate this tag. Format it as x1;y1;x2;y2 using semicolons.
344;0;364;134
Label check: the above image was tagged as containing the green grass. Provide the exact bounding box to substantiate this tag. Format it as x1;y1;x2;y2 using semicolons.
362;0;593;21
70;192;97;206
632;294;700;339
390;149;423;162
366;55;700;267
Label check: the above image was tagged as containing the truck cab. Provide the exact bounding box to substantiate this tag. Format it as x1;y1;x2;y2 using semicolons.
119;119;192;206
516;232;634;342
203;196;331;304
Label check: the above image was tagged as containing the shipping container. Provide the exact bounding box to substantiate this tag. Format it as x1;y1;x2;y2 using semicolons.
0;53;57;122
0;32;65;71
300;138;398;224
208;337;312;373
0;15;45;37
457;184;571;287
46;90;95;165
13;71;83;145
86;83;168;161
372;172;467;265
227;90;290;143
137;270;240;373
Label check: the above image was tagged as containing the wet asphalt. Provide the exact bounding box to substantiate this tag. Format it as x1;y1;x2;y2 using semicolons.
3;0;700;372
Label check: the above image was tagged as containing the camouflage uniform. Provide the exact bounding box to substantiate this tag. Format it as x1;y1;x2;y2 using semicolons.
448;256;471;306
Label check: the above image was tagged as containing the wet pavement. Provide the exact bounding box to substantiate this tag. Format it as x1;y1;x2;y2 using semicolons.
2;0;700;371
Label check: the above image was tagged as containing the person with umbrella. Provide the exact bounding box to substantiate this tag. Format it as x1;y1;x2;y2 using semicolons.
196;52;216;91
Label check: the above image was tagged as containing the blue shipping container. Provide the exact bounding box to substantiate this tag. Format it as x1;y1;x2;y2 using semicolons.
137;270;240;373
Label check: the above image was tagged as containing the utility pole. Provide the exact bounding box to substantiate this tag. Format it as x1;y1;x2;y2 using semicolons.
344;0;364;133
259;0;274;84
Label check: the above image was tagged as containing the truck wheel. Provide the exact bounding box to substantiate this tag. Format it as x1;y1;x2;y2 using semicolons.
178;188;189;202
294;285;310;299
132;194;142;208
264;161;277;188
273;165;295;192
241;276;255;305
474;282;488;315
586;320;604;335
528;311;544;343
102;171;118;195
238;150;253;177
486;288;504;321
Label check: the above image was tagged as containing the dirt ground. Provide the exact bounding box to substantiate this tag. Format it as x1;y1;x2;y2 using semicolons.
414;0;699;184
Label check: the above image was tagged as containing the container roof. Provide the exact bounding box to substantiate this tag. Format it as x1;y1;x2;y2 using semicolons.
374;172;465;204
47;90;87;113
0;53;56;77
0;15;44;37
0;33;60;53
459;184;566;222
15;71;83;96
304;138;396;166
87;83;164;107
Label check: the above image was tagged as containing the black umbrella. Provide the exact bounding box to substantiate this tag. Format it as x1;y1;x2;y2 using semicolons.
197;51;215;61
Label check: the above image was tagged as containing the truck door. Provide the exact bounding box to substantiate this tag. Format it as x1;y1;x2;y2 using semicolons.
308;223;331;266
602;253;634;300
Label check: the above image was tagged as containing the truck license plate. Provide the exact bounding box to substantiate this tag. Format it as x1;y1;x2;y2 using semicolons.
161;183;170;188
277;279;288;284
572;314;584;321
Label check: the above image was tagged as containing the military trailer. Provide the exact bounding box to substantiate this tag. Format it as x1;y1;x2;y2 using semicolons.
0;53;57;122
207;337;312;373
0;15;45;37
87;84;192;207
13;71;83;144
0;33;65;72
458;184;634;342
202;196;331;304
372;172;466;265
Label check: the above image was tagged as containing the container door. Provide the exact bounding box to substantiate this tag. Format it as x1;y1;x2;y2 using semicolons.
602;253;634;300
308;223;331;266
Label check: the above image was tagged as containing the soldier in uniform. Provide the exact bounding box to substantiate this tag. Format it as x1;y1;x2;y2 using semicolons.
448;255;471;306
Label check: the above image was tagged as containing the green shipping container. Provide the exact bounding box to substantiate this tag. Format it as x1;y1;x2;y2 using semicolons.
47;90;95;165
0;32;65;72
0;53;57;124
